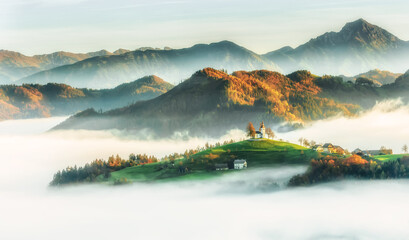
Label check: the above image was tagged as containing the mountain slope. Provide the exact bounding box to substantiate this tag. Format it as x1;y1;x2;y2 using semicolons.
264;19;409;75
19;41;279;88
0;75;172;120
0;49;128;84
53;68;360;136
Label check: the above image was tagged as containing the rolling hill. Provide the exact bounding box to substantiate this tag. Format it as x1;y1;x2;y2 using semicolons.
19;41;279;88
264;18;409;76
0;75;172;120
52;68;361;136
106;139;317;183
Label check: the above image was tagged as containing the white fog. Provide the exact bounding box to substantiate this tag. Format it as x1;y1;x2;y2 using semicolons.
1;100;409;239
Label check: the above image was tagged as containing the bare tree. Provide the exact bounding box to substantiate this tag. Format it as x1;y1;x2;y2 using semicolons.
303;139;311;147
310;140;317;147
265;127;275;139
298;137;304;146
403;144;408;154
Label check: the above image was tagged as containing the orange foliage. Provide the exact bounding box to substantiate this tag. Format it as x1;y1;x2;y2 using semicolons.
343;155;368;165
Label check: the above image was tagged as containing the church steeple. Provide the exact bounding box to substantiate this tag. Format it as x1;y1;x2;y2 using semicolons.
260;121;265;138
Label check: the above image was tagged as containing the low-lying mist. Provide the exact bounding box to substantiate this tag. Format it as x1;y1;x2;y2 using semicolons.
279;99;409;153
2;99;409;239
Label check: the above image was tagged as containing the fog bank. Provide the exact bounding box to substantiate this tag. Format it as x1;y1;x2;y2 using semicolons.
1;101;409;239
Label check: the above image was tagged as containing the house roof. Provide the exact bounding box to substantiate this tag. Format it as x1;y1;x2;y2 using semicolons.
234;159;246;164
323;143;333;148
215;163;228;168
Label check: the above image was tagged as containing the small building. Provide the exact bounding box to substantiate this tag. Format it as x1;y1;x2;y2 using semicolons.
234;159;247;169
352;148;362;155
323;143;335;153
312;145;324;152
215;163;229;171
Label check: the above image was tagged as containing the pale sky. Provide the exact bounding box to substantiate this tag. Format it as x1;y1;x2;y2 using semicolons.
2;0;409;55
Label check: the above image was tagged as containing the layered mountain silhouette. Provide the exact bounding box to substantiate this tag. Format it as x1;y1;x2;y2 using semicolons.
0;49;129;83
0;75;172;120
264;18;409;75
52;68;361;136
14;19;409;89
18;41;278;88
53;67;409;137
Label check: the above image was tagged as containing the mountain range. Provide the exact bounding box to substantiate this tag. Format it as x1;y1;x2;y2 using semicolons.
264;19;409;76
17;41;278;88
0;75;172;120
0;49;129;84
3;18;406;89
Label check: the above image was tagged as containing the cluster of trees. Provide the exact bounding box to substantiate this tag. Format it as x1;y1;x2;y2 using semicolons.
289;155;409;186
50;154;158;186
297;137;317;147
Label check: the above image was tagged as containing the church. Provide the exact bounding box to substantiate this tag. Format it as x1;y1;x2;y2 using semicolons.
255;122;266;138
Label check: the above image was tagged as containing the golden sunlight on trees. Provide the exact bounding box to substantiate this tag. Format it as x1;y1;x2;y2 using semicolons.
246;122;256;138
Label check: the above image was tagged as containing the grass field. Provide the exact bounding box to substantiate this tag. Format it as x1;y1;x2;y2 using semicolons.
104;139;319;183
373;154;409;162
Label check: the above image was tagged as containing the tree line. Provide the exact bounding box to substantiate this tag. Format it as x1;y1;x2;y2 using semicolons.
50;154;158;186
289;155;409;186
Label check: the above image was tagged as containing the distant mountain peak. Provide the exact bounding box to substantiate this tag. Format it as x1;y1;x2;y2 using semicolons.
338;18;402;49
341;18;371;30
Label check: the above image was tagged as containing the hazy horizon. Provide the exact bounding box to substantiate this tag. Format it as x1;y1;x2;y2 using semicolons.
2;0;409;55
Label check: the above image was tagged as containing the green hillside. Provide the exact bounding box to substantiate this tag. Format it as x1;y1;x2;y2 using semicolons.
373;154;409;162
106;139;318;183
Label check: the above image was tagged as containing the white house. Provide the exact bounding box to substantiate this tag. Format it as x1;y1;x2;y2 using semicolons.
234;159;247;169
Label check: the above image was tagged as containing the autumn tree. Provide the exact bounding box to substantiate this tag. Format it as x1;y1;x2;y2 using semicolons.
265;127;275;139
403;144;408;154
298;137;304;146
246;122;256;138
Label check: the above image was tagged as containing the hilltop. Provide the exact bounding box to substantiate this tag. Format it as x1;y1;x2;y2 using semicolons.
53;68;360;136
0;75;173;120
